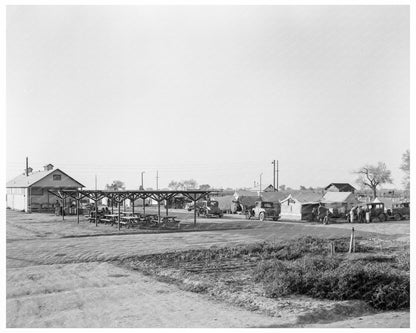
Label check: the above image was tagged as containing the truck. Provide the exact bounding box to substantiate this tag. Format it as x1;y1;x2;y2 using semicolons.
245;201;281;221
196;200;224;218
388;202;410;221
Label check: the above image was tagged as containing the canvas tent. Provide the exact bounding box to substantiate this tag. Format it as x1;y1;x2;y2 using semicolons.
280;192;323;221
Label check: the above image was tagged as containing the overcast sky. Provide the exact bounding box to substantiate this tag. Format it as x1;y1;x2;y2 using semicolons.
6;5;409;190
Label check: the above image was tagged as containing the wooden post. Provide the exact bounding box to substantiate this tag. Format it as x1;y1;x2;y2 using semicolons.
193;199;197;227
62;197;65;221
143;198;146;216
157;200;161;223
95;199;98;227
76;198;80;224
329;242;335;256
132;196;135;216
118;201;121;231
349;227;355;253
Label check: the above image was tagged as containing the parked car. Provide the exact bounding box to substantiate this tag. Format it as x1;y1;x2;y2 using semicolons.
365;202;387;222
246;201;281;221
196;200;223;218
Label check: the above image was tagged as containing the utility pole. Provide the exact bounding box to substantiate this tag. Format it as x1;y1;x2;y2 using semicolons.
259;173;263;197
26;157;29;176
141;171;145;214
271;160;276;191
276;160;279;191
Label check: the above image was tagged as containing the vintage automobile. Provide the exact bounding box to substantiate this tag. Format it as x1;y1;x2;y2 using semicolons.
245;201;281;221
196;200;224;218
388;202;410;221
365;202;387;222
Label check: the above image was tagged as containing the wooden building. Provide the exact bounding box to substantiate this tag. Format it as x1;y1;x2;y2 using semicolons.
325;183;356;193
6;164;84;212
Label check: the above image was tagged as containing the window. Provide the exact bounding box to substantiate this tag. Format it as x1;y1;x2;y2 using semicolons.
31;187;43;195
53;174;62;181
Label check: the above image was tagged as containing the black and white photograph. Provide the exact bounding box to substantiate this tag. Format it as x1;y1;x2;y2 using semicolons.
3;1;413;329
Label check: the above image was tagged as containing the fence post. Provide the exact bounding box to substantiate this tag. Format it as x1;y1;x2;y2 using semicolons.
349;227;355;253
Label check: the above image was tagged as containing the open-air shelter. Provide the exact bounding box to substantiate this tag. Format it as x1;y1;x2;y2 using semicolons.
48;189;214;230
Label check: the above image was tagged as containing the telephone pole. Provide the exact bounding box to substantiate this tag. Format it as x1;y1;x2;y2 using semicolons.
271;160;276;191
276;160;279;191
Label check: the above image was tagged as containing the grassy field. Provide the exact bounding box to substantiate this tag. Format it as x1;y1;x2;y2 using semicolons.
6;209;410;327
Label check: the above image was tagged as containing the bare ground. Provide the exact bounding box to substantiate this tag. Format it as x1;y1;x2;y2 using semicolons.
5;209;410;328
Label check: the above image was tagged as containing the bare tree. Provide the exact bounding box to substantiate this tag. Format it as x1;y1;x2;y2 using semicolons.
354;162;393;199
400;149;410;191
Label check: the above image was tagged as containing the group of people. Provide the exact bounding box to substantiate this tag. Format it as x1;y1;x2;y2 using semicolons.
310;204;371;224
349;205;370;223
310;204;330;224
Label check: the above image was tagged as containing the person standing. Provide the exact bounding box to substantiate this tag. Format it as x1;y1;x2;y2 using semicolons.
311;207;317;222
54;200;61;216
349;207;355;223
365;207;371;223
357;206;362;223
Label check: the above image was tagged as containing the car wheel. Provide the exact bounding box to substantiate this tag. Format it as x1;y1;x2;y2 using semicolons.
259;212;265;221
379;213;386;222
394;213;401;221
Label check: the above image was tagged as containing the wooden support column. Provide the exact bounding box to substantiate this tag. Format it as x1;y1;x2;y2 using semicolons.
166;199;168;216
62;198;65;221
132;196;135;216
95;199;98;227
76;198;80;224
143;197;146;215
157;201;161;223
193;199;197;227
118;201;121;231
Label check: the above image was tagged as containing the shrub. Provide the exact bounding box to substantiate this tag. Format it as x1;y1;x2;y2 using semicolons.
255;256;410;310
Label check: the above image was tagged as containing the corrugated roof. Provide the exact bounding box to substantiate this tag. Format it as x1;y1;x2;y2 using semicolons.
321;191;355;203
6;168;84;188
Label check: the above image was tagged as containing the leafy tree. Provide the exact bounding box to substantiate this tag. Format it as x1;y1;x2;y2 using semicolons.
168;179;198;190
278;185;286;191
199;184;211;190
183;179;197;189
105;180;125;191
354;162;393;199
400;150;410;191
168;181;182;190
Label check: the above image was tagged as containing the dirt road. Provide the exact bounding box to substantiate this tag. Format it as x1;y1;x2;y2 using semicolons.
6;210;410;327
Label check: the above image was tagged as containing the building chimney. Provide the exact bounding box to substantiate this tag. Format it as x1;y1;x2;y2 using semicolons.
43;164;54;171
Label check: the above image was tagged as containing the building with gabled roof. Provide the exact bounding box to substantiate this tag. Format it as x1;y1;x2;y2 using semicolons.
321;191;360;214
325;183;356;193
280;191;323;221
6;164;84;212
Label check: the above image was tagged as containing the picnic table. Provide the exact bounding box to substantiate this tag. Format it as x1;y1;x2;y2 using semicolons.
120;216;140;228
102;214;119;226
160;216;181;229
